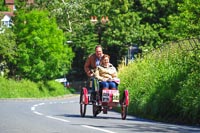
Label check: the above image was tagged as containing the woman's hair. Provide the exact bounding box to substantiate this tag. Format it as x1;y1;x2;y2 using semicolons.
100;54;110;65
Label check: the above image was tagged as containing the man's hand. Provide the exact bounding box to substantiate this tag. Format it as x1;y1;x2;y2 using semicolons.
87;71;94;77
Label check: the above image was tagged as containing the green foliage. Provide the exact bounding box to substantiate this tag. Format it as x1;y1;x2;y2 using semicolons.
45;80;70;96
167;0;200;40
12;0;199;80
0;29;16;59
0;77;73;98
26;0;95;79
0;77;41;98
0;29;16;76
118;39;200;125
0;0;8;11
13;10;74;81
174;50;200;123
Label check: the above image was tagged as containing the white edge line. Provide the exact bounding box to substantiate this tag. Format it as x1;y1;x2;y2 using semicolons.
82;125;117;133
33;111;43;116
46;116;70;122
31;106;35;111
38;103;45;106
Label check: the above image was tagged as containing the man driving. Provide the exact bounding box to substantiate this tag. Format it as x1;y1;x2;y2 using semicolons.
84;45;104;77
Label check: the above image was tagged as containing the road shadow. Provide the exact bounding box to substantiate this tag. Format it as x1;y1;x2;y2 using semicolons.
57;112;156;122
56;113;200;133
58;113;121;120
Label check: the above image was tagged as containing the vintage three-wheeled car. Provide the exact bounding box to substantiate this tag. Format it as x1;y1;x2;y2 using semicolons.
79;78;129;120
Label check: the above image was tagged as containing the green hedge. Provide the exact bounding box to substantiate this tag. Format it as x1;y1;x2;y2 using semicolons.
118;41;200;125
0;78;74;98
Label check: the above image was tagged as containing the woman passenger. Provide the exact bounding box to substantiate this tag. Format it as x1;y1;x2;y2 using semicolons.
94;54;119;101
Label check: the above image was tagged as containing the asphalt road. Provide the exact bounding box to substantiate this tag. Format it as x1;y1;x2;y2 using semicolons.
0;95;200;133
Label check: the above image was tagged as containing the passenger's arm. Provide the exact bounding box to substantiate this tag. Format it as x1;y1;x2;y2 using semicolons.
94;67;108;81
108;67;118;78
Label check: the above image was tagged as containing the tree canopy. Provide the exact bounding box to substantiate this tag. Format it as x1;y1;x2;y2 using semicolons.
13;10;74;81
0;0;8;11
167;0;200;40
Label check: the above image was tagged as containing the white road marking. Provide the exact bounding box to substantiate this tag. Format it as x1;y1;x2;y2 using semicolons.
38;103;45;105
46;115;70;122
82;125;117;133
31;106;35;111
33;111;43;115
31;100;116;133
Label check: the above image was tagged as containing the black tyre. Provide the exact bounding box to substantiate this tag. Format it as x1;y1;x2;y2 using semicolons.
121;91;128;120
121;104;128;120
92;103;101;117
92;103;97;117
80;89;87;117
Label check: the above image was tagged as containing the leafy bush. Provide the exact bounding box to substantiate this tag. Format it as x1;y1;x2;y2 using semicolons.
45;80;72;96
174;51;200;124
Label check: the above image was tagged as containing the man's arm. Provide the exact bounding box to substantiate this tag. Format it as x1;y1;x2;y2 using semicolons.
84;55;94;77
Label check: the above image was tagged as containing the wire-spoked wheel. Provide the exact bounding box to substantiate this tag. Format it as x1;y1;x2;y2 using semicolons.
92;101;101;117
92;103;98;117
80;88;88;117
121;90;129;120
121;104;128;120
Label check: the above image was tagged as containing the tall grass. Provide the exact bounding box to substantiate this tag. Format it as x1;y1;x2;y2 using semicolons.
0;77;74;98
118;40;200;125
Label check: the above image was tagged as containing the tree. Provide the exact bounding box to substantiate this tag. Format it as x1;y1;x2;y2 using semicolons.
0;29;16;61
84;0;143;66
0;0;8;11
13;10;74;81
15;0;93;80
167;0;200;40
0;29;16;76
